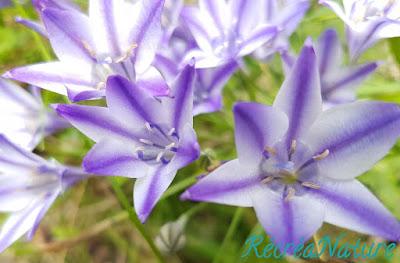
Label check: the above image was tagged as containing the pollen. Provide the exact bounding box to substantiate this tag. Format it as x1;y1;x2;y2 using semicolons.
312;149;330;161
301;181;320;189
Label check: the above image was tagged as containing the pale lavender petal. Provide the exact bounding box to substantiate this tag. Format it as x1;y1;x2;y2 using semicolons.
193;94;222;116
273;0;309;35
15;17;47;37
136;66;170;96
234;102;288;167
181;159;257;207
134;166;176;222
166;62;196;133
89;0;123;56
40;7;95;65
0;135;43;166
128;0;165;74
317;29;342;76
105;75;167;130
0;197;47;253
309;179;400;241
322;62;378;100
55;104;137;143
199;0;227;33
83;139;149;178
153;54;179;82
252;189;324;253
303;101;400;180
3;62;95;96
238;25;278;57
273;40;322;150
230;0;259;36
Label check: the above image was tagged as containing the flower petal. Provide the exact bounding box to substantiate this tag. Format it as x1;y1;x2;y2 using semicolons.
273;39;322;149
309;179;400;241
15;17;47;37
134;166;176;222
83;139;149;178
128;0;165;74
105;75;167;130
303;101;400;180
181;159;258;207
55;104;137;143
3;62;95;96
238;24;278;57
199;0;227;33
136;66;170;97
234;102;288;167
317;29;342;76
252;189;324;253
40;7;95;65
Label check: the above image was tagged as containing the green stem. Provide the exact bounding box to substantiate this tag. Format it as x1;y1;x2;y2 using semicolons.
161;174;198;200
212;208;245;263
12;0;52;61
108;178;166;263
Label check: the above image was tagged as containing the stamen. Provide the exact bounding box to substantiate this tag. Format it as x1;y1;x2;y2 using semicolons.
156;151;164;162
312;149;330;161
284;187;296;202
263;146;276;158
96;81;106;90
288;140;297;160
165;142;176;150
139;139;154;145
114;43;138;63
302;181;320;190
145;122;153;131
168;128;176;136
81;40;97;58
261;176;274;184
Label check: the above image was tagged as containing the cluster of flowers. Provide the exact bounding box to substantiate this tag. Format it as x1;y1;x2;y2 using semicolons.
1;0;400;254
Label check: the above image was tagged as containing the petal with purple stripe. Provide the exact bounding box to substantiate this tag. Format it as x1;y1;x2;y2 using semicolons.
181;159;258;207
105;75;167;130
83;139;149;178
199;0;227;33
238;24;278;57
234;102;288;167
136;66;170;97
55;104;137;143
273;40;322;150
309;179;400;241
252;189;324;253
303;101;400;180
134;166;176;222
317;29;342;76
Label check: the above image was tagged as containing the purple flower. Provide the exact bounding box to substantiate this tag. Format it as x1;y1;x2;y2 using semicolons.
321;0;400;60
3;0;168;102
182;40;400;251
55;63;200;222
254;0;310;61
156;28;238;115
282;29;378;106
0;135;85;252
0;0;11;9
0;79;68;150
180;0;278;68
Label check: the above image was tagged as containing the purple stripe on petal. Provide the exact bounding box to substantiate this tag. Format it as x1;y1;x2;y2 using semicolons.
318;29;340;75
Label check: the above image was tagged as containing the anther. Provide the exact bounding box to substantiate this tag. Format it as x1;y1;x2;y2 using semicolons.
312;149;330;161
284;187;296;202
139;138;154;145
288;140;297;160
263;146;276;156
168;128;176;136
261;176;274;184
302;181;320;190
165;142;176;150
145;122;153;131
115;43;138;63
156;151;164;162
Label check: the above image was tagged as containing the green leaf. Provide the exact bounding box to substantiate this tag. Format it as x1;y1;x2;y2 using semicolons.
389;37;400;67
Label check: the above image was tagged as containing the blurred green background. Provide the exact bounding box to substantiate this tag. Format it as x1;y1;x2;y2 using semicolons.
1;0;400;262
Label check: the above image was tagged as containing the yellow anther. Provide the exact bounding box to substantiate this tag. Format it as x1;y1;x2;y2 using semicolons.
302;181;320;190
312;149;330;161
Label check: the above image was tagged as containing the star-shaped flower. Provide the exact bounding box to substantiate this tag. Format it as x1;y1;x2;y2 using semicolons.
4;0;168;101
181;0;278;68
0;135;85;252
55;63;200;222
182;40;400;251
321;0;400;60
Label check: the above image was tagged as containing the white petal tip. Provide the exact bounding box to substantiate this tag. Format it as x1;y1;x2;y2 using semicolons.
2;71;12;78
180;191;191;201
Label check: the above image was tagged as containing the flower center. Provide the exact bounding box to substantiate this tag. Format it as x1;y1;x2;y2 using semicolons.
134;122;179;165
351;0;397;23
259;140;329;202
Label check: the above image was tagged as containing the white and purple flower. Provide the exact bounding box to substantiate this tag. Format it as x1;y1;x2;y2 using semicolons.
55;63;200;222
3;0;168;101
0;135;85;252
321;0;400;60
0;79;67;150
282;29;378;106
180;0;278;68
182;40;400;251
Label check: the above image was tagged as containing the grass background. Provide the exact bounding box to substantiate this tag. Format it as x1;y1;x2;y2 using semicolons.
1;0;400;262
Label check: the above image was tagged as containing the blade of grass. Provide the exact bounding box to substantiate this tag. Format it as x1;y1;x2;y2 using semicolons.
212;207;245;263
108;178;166;263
